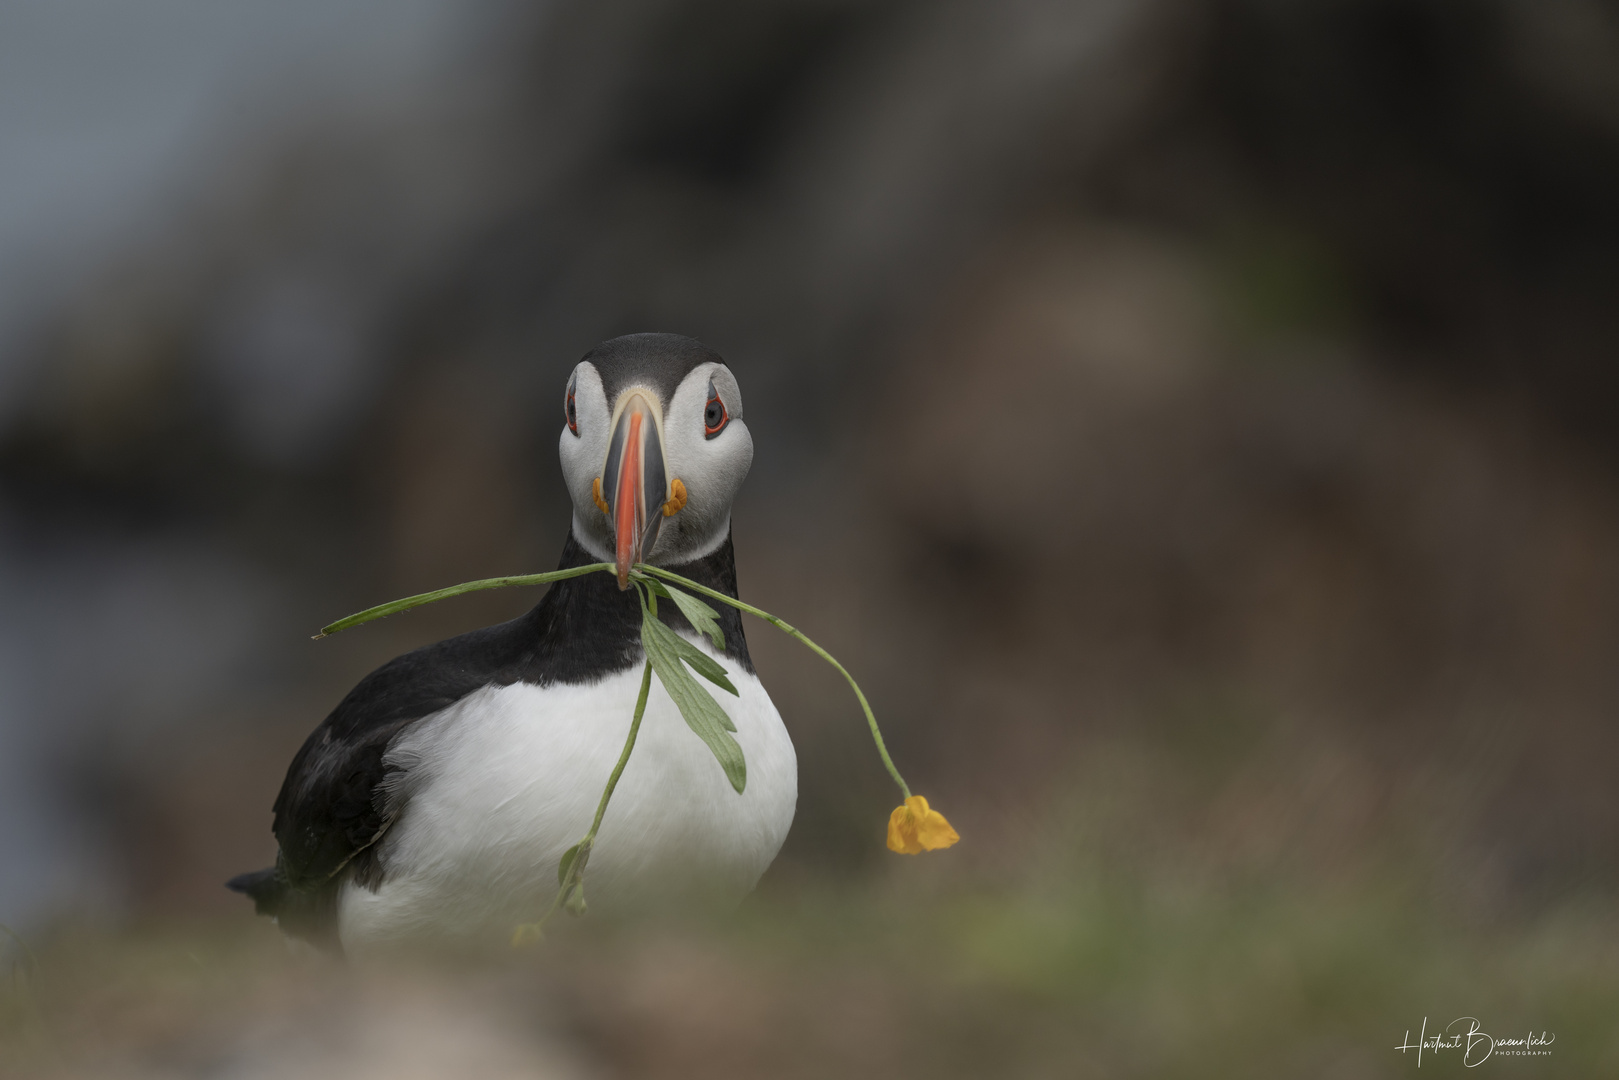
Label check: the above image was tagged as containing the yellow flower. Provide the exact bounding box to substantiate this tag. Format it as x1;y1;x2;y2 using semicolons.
886;795;960;854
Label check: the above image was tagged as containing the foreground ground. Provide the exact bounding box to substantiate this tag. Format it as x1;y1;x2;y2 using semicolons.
5;867;1616;1079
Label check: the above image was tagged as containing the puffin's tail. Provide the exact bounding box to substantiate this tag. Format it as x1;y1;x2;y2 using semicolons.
226;867;285;917
226;866;343;952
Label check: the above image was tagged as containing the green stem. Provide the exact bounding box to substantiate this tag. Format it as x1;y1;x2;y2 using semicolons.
632;563;911;800
584;658;654;847
516;659;653;940
317;562;613;637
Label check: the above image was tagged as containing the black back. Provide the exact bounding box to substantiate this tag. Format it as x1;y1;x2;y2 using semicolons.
229;529;752;948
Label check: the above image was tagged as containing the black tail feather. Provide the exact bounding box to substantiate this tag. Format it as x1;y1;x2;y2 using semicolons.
226;867;285;917
227;866;343;952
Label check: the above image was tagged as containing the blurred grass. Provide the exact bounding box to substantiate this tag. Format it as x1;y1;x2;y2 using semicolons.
723;877;1619;1076
5;866;1616;1078
1216;223;1359;351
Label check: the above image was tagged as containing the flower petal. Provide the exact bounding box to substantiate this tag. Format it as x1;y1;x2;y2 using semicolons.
887;795;958;854
917;807;960;850
887;802;923;853
903;795;959;850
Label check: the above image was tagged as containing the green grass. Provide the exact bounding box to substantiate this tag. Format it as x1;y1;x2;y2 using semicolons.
5;870;1615;1078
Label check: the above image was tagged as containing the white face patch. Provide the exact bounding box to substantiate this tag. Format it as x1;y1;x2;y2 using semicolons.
559;360;752;566
649;362;752;563
558;360;614;561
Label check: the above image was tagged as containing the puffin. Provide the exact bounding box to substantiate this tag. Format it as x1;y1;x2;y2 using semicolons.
228;333;797;953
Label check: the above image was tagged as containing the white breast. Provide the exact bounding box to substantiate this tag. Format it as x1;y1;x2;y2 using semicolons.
336;640;796;952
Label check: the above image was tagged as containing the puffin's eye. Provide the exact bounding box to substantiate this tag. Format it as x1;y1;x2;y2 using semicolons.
565;376;579;436
703;379;729;439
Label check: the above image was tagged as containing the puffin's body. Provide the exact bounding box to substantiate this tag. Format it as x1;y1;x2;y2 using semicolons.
229;335;796;953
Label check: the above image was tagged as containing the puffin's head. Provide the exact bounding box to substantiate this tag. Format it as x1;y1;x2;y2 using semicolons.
559;333;754;589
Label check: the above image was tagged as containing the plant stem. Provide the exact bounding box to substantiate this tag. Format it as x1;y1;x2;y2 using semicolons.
515;658;653;941
632;563;911;800
584;658;654;847
317;563;614;637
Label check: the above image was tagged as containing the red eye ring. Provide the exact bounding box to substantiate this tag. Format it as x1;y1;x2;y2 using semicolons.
703;391;729;438
565;383;578;435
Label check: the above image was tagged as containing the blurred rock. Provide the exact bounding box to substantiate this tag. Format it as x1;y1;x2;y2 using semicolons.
0;0;1617;933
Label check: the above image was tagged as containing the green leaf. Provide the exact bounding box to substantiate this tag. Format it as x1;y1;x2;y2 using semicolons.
557;842;582;886
564;884;587;917
644;578;727;651
637;579;735;693
645;614;739;706
665;629;738;696
640;606;747;793
511;922;545;947
317;562;615;637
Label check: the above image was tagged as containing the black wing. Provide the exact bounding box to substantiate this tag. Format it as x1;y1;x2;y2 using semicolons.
272;629;506;885
233;619;523;946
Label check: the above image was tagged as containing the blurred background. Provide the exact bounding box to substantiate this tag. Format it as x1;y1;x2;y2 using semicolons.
3;0;1619;1075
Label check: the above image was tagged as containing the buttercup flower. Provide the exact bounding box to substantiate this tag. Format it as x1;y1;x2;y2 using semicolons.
887;795;960;854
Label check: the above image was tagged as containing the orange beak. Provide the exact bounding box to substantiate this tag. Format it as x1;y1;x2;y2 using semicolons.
600;390;668;589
